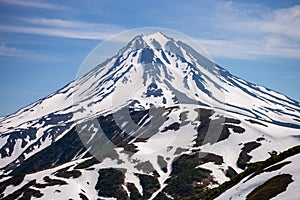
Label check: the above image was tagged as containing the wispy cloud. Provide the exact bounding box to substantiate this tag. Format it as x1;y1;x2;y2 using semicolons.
217;3;300;39
0;18;125;40
284;75;296;79
198;37;300;60
0;43;22;57
0;42;62;61
0;25;118;40
1;2;299;60
0;0;65;10
0;17;127;60
200;2;300;60
21;18;123;31
137;1;300;60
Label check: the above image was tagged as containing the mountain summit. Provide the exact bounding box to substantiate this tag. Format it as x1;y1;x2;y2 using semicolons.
0;32;299;200
73;32;299;125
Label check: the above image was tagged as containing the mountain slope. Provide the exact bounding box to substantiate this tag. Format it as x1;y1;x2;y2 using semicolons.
0;32;299;200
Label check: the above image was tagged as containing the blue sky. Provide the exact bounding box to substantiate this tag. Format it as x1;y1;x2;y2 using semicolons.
0;0;299;116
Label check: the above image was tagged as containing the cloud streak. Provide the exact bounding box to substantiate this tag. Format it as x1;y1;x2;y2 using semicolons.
218;3;300;39
0;43;22;57
0;42;63;61
0;0;65;10
0;25;119;40
200;2;300;60
0;18;125;40
198;37;300;60
21;18;123;31
0;2;299;60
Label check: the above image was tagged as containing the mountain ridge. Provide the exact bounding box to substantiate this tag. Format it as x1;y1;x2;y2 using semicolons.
1;32;299;133
0;32;299;200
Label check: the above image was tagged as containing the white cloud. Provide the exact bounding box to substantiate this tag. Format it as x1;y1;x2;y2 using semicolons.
0;25;117;40
0;0;65;10
0;42;62;61
198;2;300;60
220;4;300;38
1;2;299;60
21;18;123;31
284;75;296;79
0;43;22;57
198;37;300;60
0;18;125;40
0;18;129;61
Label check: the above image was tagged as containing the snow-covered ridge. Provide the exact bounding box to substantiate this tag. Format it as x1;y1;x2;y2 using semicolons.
1;32;299;133
0;32;300;200
0;103;299;200
0;32;299;181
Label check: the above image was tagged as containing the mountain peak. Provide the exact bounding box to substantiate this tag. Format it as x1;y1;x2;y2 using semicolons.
142;31;170;46
143;32;171;51
145;31;168;38
118;32;174;56
1;30;300;200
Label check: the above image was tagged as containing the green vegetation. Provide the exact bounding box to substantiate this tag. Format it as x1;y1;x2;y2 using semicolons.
188;145;300;200
127;182;142;200
136;173;160;199
54;167;82;179
1;175;67;200
0;174;25;196
171;152;222;176
10;127;86;176
198;152;223;165
95;168;128;200
161;152;218;199
2;180;42;200
74;157;100;169
265;161;291;172
35;176;67;188
164;167;213;199
225;166;238;179
153;192;171;200
237;141;261;169
246;174;293;200
8;109;152;178
245;161;291;183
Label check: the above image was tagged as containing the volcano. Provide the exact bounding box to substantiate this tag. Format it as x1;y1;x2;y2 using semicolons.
0;32;299;200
